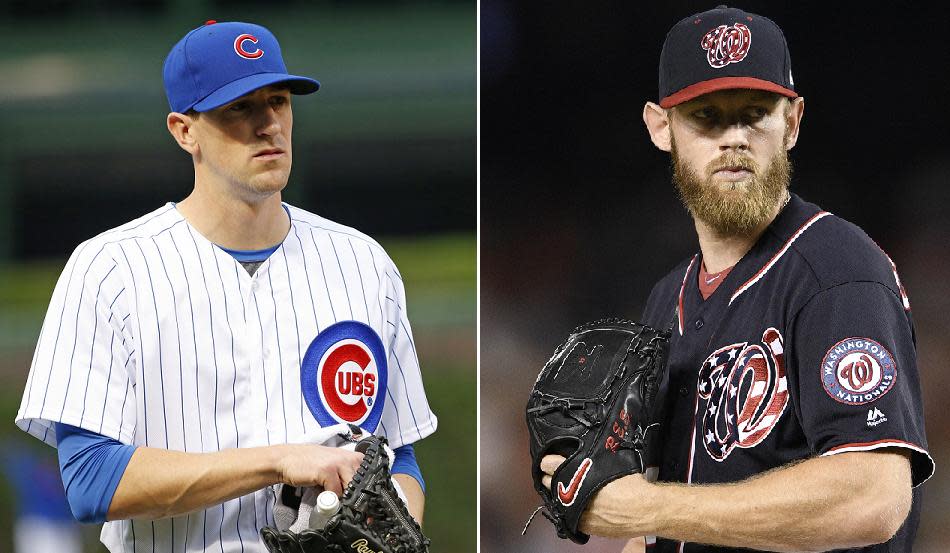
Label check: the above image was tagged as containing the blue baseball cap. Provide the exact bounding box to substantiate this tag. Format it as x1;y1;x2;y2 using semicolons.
163;20;320;113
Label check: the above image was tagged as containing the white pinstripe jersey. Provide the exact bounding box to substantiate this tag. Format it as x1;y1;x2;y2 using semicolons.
15;202;438;553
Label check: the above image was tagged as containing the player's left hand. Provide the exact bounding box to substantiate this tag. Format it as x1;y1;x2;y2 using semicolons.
540;454;653;538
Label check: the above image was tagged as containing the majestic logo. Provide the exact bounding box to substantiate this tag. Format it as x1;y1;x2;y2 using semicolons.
698;328;788;461
867;407;887;427
234;33;264;59
557;458;593;506
821;338;896;405
701;23;752;68
301;321;388;431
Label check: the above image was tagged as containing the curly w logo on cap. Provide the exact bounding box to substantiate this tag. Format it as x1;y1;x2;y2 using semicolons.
701;23;751;68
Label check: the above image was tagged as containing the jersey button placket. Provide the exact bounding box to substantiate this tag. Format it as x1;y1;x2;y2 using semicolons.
244;274;269;445
694;318;704;330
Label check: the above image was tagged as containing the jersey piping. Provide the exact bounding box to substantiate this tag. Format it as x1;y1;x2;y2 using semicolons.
729;211;830;305
677;255;699;336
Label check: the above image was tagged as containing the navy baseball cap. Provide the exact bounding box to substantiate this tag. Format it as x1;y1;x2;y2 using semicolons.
163;20;320;113
658;5;797;108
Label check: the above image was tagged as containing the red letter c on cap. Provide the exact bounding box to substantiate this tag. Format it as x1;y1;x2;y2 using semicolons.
234;34;264;59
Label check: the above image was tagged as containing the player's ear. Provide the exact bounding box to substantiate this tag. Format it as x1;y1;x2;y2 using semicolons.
783;97;805;150
167;112;200;155
643;102;672;152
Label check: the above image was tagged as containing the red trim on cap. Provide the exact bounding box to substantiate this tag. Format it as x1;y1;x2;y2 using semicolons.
660;76;797;108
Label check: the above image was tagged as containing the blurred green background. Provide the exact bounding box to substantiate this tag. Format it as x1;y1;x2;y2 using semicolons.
0;1;475;551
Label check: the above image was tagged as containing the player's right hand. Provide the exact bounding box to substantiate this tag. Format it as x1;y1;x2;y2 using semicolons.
276;444;365;495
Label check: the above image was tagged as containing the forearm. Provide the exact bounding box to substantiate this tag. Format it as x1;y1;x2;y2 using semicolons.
638;451;911;551
108;445;283;521
393;473;425;524
621;537;645;553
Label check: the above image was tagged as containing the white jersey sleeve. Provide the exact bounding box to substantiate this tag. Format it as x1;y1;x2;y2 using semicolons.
377;257;438;449
16;238;137;446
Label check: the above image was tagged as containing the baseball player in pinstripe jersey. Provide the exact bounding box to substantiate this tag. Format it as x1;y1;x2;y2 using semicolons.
15;20;437;552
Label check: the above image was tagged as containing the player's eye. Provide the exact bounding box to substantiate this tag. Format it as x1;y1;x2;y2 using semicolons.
228;102;248;112
269;96;288;107
691;107;720;124
742;106;769;124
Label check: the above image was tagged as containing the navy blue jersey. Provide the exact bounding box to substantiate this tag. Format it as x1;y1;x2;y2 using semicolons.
641;194;933;553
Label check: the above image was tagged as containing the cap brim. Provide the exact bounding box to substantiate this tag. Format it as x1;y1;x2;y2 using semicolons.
192;72;320;112
660;77;797;108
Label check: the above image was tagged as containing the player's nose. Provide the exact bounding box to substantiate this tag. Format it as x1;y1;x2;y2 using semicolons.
718;123;751;151
256;106;283;137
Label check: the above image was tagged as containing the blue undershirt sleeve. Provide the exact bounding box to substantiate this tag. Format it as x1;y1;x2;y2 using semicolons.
55;423;137;523
391;444;425;493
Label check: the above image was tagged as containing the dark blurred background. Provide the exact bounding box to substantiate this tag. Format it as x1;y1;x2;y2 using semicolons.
0;1;475;551
481;1;949;552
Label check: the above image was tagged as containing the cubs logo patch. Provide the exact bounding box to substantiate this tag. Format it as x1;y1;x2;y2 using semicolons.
301;321;388;431
234;33;264;59
701;23;751;68
821;337;896;405
698;328;788;462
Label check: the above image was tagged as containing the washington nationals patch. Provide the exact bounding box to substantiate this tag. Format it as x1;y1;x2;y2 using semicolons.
821;337;896;405
301;321;388;431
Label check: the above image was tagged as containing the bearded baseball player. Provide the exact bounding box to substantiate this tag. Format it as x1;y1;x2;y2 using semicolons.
15;20;436;552
540;6;933;552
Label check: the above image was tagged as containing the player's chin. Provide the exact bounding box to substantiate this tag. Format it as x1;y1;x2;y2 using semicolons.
708;176;754;192
247;173;290;196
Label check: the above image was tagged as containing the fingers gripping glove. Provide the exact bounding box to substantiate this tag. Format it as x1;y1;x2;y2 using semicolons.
260;435;430;553
523;319;670;544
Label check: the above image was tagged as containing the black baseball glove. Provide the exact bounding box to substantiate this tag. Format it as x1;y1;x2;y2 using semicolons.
260;435;430;553
524;318;670;544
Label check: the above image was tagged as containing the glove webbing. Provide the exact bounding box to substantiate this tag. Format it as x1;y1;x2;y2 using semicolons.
526;397;604;428
344;438;430;552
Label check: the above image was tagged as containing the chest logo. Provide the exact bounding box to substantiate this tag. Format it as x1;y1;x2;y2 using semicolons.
821;337;896;405
701;23;751;68
301;321;388;431
698;327;788;462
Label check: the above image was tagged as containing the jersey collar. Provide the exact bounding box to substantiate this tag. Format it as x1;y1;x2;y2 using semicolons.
727;194;830;306
676;193;830;335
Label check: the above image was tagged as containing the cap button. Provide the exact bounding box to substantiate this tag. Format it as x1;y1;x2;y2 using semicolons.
204;19;217;25
716;4;728;8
